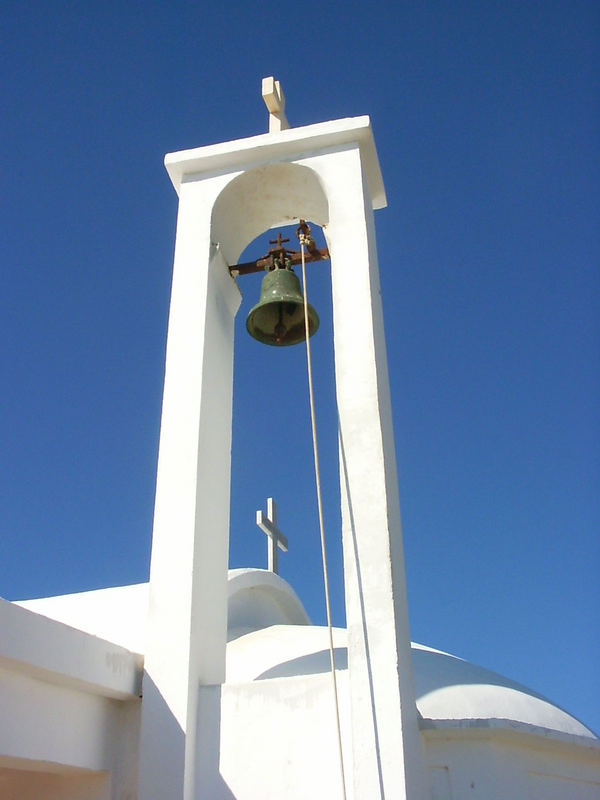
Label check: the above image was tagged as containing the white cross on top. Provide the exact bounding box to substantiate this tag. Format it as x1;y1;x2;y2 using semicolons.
262;76;290;133
256;497;288;574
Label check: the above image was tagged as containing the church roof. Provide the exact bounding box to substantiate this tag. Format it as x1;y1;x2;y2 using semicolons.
15;568;597;742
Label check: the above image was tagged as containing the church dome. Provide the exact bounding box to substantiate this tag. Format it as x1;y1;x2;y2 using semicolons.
227;568;311;640
225;569;597;741
411;642;596;739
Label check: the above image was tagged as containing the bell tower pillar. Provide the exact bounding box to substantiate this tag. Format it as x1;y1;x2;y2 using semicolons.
324;143;428;799
139;111;427;799
137;171;242;799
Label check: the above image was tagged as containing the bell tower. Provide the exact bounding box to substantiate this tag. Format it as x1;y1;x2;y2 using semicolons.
138;82;427;799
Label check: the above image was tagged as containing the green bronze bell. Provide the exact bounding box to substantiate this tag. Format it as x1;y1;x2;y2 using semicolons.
246;266;320;346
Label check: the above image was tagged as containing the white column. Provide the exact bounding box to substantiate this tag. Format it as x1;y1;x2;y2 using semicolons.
138;178;241;800
322;146;428;799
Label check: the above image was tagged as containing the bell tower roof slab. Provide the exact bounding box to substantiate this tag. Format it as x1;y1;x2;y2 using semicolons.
164;116;387;210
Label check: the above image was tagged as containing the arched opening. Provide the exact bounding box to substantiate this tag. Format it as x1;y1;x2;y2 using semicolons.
211;165;345;626
210;162;329;266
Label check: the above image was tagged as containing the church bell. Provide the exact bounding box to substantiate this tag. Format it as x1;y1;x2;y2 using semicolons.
246;265;320;346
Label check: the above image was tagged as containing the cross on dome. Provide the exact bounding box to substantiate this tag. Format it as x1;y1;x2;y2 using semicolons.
256;497;288;573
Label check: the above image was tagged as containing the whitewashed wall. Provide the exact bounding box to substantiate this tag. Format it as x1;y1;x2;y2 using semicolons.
424;731;600;800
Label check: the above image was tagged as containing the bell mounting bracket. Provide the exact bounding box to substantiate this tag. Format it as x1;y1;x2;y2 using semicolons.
228;221;330;277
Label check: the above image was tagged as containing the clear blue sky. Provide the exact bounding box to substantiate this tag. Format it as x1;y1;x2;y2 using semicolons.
2;2;598;734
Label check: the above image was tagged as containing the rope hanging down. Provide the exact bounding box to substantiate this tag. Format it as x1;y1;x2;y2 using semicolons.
297;221;348;800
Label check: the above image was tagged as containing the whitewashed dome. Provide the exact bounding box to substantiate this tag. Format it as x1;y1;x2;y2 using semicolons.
16;567;597;741
226;569;597;741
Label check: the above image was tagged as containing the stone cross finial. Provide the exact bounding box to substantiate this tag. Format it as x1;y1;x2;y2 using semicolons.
256;497;288;573
262;76;290;133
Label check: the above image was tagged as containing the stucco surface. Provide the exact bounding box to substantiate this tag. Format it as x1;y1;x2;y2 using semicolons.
16;584;149;655
15;569;597;741
226;621;596;739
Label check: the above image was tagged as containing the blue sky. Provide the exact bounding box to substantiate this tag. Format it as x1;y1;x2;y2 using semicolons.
2;2;598;734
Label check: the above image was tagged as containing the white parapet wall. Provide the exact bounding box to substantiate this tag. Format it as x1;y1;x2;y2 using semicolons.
0;598;143;799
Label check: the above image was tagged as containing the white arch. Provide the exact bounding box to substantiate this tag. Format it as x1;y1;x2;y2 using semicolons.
211;161;329;266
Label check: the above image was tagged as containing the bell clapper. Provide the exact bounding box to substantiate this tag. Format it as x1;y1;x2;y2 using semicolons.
274;302;286;343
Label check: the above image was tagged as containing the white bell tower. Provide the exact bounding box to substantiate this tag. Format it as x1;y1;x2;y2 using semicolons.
138;82;427;799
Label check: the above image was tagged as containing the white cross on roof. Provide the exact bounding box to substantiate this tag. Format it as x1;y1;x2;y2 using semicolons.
256;497;288;574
